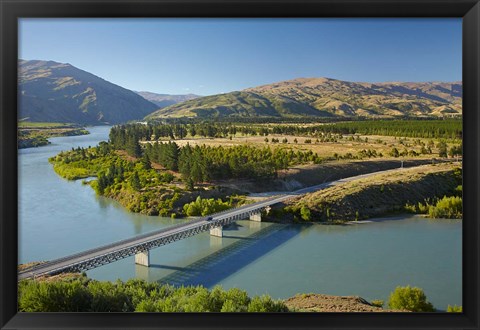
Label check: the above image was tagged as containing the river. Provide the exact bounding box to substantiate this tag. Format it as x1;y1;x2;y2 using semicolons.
18;126;462;310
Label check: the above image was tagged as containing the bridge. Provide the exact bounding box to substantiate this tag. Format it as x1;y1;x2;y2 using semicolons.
18;165;421;280
18;193;294;280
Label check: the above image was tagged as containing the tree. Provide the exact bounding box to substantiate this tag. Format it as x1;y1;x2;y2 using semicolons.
126;136;142;158
141;154;152;170
387;286;435;312
129;171;142;191
448;145;462;158
96;174;107;195
185;178;194;191
437;141;448;158
389;148;400;158
188;125;196;137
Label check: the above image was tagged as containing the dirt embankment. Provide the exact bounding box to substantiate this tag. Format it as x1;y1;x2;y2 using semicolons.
282;163;461;222
284;293;407;312
216;158;443;193
18;261;47;272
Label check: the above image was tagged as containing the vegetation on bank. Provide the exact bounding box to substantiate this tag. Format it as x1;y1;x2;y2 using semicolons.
281;164;462;223
183;196;249;217
50;122;329;215
49;121;462;217
18;122;89;149
387;286;435;312
405;188;462;219
18;275;460;313
50;143;177;216
18;276;287;312
51;140;294;216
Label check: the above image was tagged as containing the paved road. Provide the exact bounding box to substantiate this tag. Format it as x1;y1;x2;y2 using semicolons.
17;164;420;280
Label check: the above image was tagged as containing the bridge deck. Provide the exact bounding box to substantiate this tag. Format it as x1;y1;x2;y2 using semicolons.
18;194;293;280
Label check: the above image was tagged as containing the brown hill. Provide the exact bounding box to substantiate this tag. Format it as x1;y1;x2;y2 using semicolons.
147;77;461;119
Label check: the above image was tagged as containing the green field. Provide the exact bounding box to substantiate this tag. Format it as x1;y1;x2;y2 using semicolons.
18;121;81;128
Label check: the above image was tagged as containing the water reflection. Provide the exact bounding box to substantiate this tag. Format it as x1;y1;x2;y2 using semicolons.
157;224;300;287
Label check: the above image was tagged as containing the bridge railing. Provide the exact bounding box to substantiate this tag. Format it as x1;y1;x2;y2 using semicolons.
19;194;292;277
19;217;209;275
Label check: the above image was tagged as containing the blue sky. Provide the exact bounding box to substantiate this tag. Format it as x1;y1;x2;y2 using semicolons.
19;18;461;96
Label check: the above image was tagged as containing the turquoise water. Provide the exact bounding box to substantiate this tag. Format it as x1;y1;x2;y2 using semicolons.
18;127;462;310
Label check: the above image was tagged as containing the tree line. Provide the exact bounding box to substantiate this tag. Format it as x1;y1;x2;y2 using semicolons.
109;119;461;142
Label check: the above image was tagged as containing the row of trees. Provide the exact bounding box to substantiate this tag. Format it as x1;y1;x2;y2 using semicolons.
108;119;461;143
320;119;462;139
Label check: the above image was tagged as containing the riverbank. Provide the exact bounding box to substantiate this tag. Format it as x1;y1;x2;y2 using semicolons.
18;273;407;312
276;163;461;223
18;122;89;148
284;293;406;312
49;141;449;218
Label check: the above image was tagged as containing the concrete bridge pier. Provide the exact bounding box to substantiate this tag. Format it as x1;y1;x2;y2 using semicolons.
135;250;150;267
249;212;262;222
210;226;223;237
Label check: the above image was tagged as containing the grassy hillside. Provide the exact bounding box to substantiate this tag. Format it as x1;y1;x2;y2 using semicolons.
147;77;461;119
19;60;158;125
283;163;461;222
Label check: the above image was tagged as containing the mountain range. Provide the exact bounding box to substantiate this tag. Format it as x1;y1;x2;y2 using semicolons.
19;60;462;124
18;60;159;125
147;77;462;119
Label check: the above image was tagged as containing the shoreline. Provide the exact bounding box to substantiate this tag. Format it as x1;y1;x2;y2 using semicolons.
18;125;90;149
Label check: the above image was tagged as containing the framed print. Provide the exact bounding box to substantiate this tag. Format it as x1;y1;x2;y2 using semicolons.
1;0;479;329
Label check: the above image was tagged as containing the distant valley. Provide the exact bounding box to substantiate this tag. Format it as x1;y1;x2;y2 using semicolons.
147;77;462;120
136;91;200;108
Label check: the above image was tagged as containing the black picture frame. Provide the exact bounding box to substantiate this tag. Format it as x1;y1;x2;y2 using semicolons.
1;0;479;329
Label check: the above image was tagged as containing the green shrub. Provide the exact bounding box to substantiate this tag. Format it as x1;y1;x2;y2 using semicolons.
387;286;435;312
183;196;232;216
428;196;462;219
370;299;384;308
447;305;462;312
18;277;288;313
300;206;311;221
247;295;289;312
19;279;92;312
